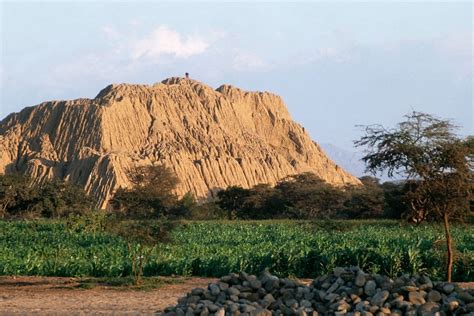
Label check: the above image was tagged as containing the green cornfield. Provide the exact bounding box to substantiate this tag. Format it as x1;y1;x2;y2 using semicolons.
0;220;472;281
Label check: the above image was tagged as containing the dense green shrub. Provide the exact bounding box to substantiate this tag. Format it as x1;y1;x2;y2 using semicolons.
0;174;93;219
343;176;385;219
275;173;348;219
215;174;399;220
185;201;227;220
110;165;179;219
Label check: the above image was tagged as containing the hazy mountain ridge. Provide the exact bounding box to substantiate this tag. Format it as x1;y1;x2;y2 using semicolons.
321;143;399;182
320;143;367;178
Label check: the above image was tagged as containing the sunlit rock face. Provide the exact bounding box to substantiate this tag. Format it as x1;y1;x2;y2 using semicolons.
0;78;360;208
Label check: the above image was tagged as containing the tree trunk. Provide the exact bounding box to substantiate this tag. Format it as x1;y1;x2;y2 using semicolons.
0;204;6;218
443;212;453;282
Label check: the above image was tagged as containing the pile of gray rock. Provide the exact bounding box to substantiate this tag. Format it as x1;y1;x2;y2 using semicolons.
160;267;474;316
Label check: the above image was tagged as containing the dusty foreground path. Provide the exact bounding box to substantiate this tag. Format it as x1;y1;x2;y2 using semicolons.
0;276;472;315
0;276;217;315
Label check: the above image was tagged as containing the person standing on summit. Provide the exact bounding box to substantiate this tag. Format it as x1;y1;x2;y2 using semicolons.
185;72;189;79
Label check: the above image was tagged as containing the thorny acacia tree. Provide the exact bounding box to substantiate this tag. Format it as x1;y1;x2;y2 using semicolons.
355;111;473;281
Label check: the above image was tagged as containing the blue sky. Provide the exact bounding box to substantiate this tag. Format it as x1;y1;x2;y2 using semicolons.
1;1;472;150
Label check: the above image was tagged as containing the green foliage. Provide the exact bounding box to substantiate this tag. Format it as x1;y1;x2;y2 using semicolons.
355;111;472;222
381;181;409;219
103;218;174;285
233;184;285;220
344;177;385;219
275;173;348;219
105;219;173;246
65;211;109;236
105;165;180;284
216;186;250;219
355;111;473;281
110;165;179;219
0;220;472;281
0;174;34;218
170;192;198;219
185;201;227;220
215;173;393;220
215;174;349;220
30;180;94;218
0;174;93;219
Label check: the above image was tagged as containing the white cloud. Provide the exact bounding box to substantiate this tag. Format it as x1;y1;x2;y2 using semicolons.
45;25;222;84
100;25;120;40
289;47;356;67
131;26;209;61
128;19;142;27
384;33;472;78
232;51;270;71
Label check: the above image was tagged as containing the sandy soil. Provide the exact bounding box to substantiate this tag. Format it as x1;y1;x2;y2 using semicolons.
0;276;216;315
0;276;472;315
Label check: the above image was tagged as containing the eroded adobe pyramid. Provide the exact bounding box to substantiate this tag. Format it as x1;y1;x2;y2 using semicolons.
0;78;360;208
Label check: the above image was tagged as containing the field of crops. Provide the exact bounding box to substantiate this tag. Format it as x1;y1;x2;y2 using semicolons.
0;220;473;281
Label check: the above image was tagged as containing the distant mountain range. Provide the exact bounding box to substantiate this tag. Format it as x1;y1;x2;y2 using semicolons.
321;143;367;179
321;143;400;182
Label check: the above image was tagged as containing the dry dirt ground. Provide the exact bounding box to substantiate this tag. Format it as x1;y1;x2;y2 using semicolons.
0;276;217;315
0;276;472;315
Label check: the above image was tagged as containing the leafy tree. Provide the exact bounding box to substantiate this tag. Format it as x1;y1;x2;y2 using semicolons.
237;184;285;219
33;180;93;218
0;174;34;218
187;201;227;220
171;191;197;219
381;180;409;219
0;174;92;218
104;218;174;285
344;176;384;219
66;210;109;237
216;186;250;219
110;165;179;219
355;111;473;281
275;173;347;219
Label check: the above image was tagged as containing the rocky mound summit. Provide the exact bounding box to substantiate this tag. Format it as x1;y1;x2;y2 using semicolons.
161;267;474;316
0;77;360;208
